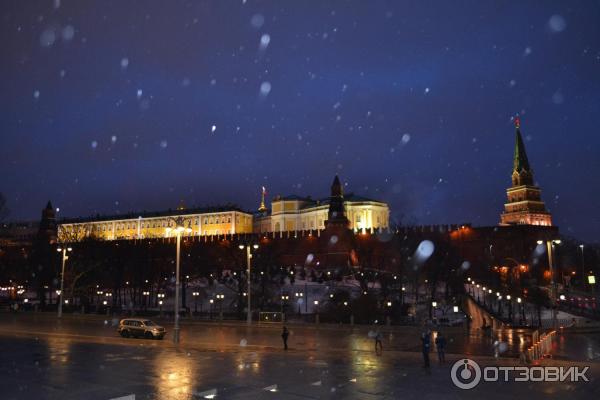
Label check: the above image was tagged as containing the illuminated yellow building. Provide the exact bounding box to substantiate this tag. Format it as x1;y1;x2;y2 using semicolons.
58;207;254;242
253;191;390;234
58;177;390;243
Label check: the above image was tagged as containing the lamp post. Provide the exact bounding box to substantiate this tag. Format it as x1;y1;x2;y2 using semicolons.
579;245;585;289
157;293;165;317
192;291;199;314
216;294;224;320
166;217;192;344
105;292;112;315
143;291;149;311
506;295;513;323
239;244;258;325
281;294;289;317
538;239;561;330
56;246;72;318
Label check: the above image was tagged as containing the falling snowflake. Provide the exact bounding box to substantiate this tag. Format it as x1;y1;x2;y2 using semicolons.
40;28;56;47
260;81;272;96
260;33;271;49
250;14;265;29
33;90;40;99
548;15;566;33
111;135;117;144
401;133;411;144
91;141;98;149
552;90;564;104
62;25;75;41
160;140;168;149
120;58;129;69
211;125;217;133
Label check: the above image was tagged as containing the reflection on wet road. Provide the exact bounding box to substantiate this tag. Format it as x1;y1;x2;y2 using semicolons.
0;313;598;399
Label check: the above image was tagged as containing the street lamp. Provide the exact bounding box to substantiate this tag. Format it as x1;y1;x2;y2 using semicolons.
166;217;192;344
56;246;72;318
239;243;258;325
537;239;561;329
216;294;225;319
579;245;585;289
192;291;199;314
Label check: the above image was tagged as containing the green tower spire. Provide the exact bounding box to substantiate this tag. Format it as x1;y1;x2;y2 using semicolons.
513;117;531;173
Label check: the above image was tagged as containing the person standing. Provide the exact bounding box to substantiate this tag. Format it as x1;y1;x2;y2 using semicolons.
374;330;383;355
421;329;431;368
281;326;289;350
435;331;446;363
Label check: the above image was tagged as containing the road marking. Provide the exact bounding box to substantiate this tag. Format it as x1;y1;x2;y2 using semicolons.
109;395;135;400
310;380;322;386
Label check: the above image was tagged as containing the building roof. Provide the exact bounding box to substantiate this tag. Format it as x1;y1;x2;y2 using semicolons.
513;118;531;173
60;204;250;224
273;195;314;202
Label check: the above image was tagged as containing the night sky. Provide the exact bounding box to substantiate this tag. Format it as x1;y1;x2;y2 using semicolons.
1;1;599;242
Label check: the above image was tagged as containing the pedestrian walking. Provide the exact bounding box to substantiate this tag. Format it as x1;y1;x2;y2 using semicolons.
421;329;431;368
435;331;446;363
374;330;383;355
281;326;289;350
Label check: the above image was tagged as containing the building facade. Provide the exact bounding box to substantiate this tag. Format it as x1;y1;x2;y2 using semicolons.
57;176;390;243
253;176;390;235
58;207;254;242
500;118;552;226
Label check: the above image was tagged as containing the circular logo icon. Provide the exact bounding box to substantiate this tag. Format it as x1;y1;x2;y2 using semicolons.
450;358;482;390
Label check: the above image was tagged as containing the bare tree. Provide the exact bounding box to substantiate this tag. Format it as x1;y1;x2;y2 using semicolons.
58;223;100;242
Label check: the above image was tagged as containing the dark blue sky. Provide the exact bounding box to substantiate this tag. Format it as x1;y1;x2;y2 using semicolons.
1;1;599;242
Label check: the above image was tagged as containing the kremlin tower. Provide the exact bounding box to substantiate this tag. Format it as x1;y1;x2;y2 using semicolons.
500;118;552;226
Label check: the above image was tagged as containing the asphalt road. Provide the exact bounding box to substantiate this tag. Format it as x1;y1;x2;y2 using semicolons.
0;312;528;356
0;313;598;399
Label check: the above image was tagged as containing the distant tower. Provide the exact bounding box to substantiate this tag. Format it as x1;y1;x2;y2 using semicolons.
500;118;552;226
258;186;267;213
38;201;57;244
325;175;349;228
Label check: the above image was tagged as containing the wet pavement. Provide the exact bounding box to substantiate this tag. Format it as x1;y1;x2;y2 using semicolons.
0;313;598;399
0;312;528;358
